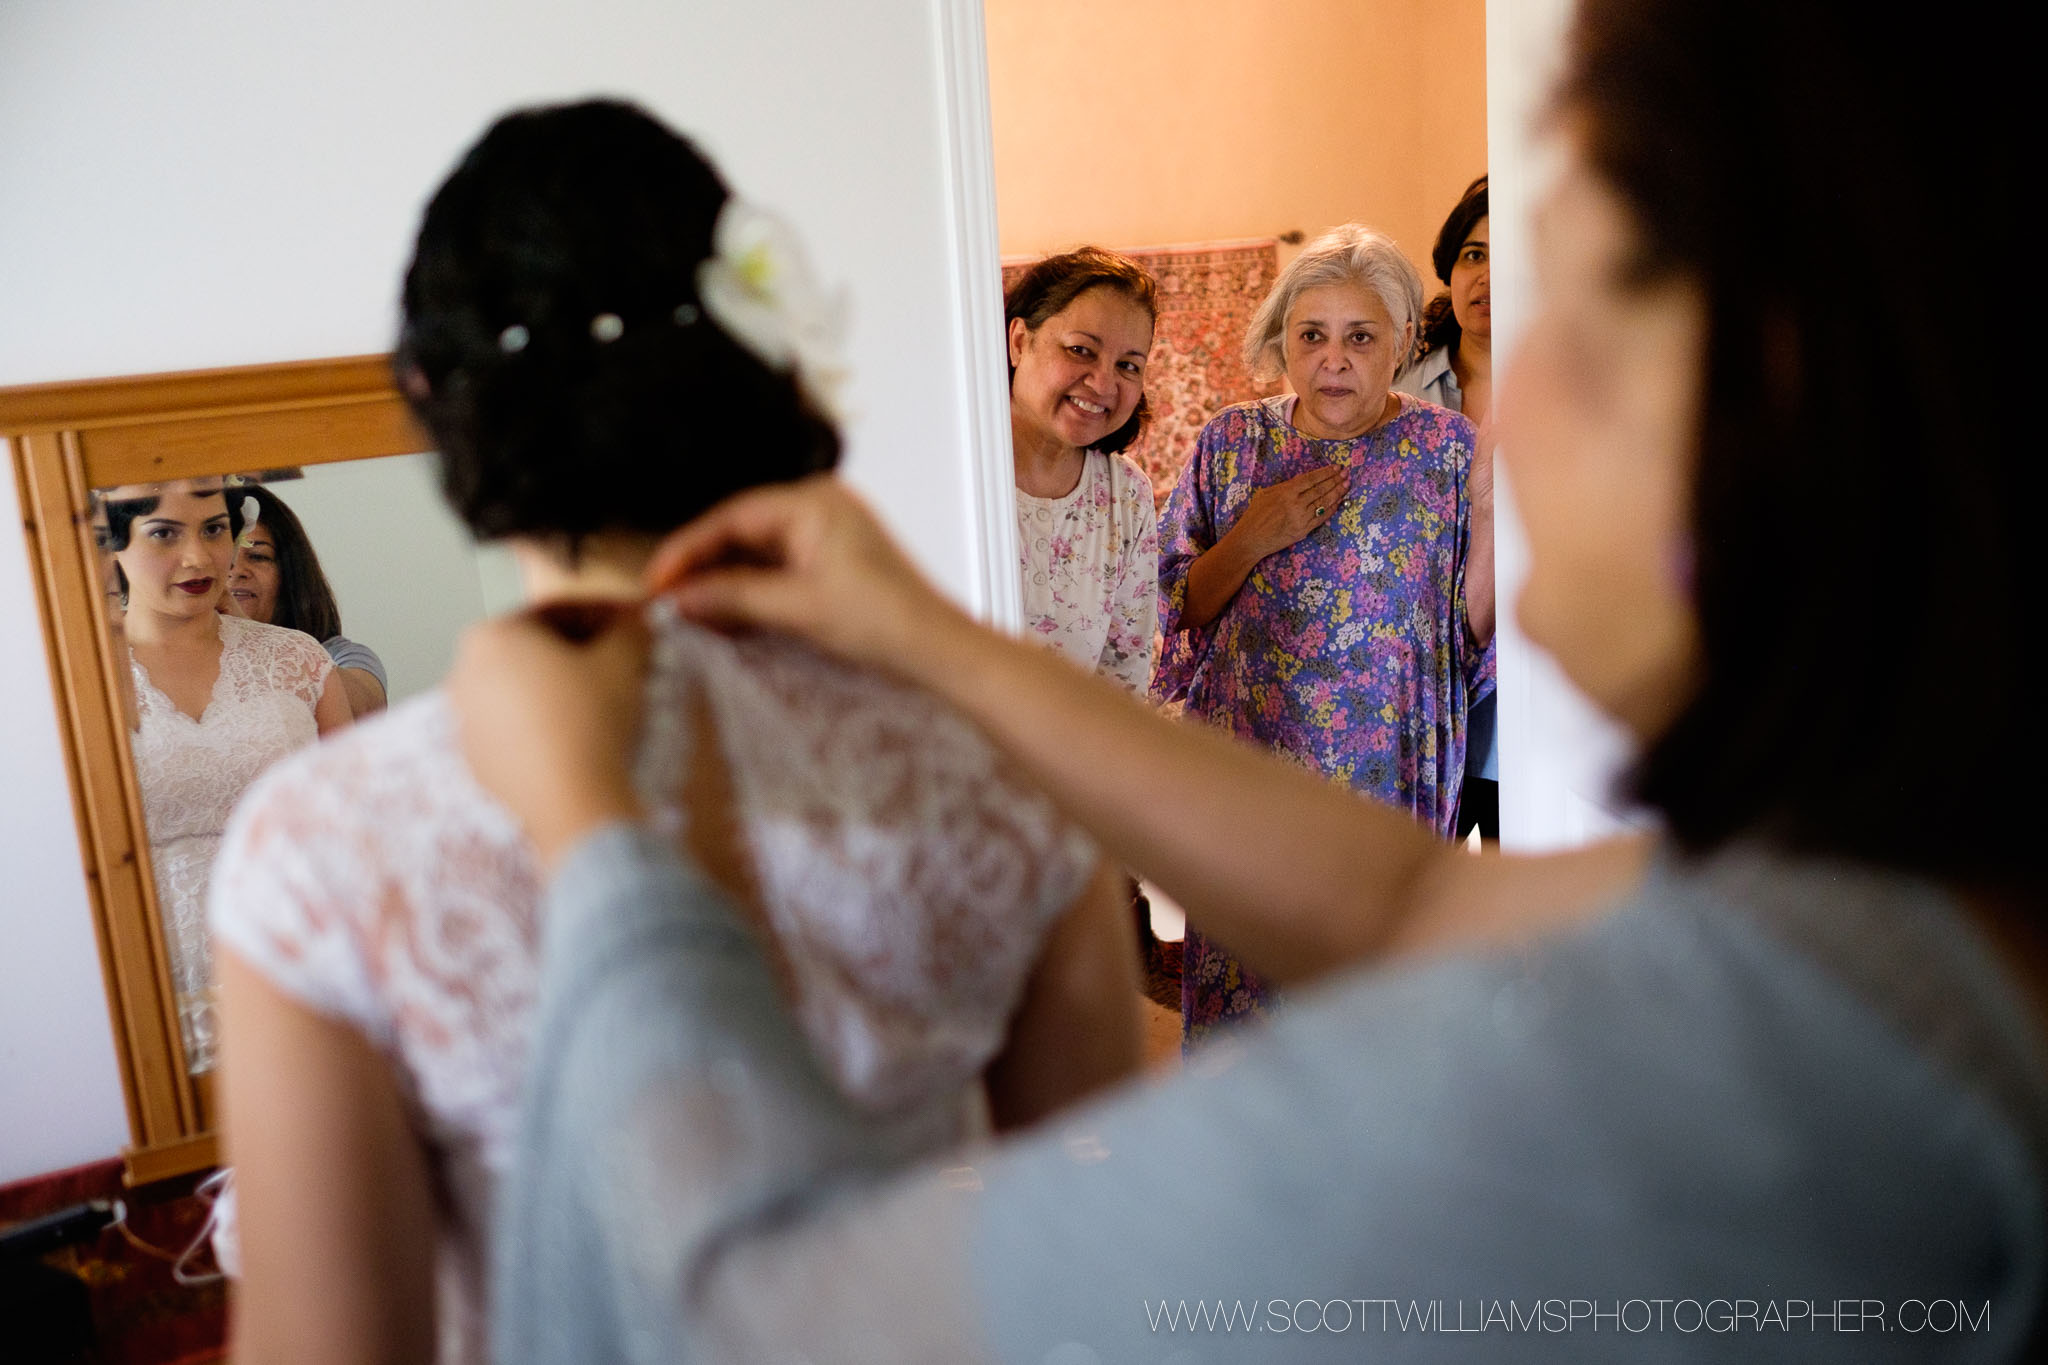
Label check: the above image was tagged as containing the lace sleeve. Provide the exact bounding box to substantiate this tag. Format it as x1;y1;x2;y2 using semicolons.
209;758;387;1043
291;629;337;711
224;617;336;712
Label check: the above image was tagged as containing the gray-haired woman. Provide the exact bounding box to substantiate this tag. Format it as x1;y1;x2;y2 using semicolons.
1152;223;1496;1041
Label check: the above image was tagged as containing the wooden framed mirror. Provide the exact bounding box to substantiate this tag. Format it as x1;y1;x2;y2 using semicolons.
1;355;424;1184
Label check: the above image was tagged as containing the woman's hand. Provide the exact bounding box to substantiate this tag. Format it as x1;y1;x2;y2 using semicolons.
1181;465;1350;629
444;602;652;872
648;474;975;684
1232;464;1349;560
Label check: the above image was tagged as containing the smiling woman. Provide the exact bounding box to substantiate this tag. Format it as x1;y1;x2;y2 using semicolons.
1004;247;1162;694
99;478;351;1073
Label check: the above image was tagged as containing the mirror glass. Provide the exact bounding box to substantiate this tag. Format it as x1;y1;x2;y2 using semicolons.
92;451;518;1077
984;4;1494;969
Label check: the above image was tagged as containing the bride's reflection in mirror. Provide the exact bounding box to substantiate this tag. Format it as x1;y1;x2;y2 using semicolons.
97;477;351;1072
87;450;516;1081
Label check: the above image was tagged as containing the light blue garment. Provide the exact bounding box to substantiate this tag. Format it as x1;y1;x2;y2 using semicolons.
1393;345;1463;416
497;826;2046;1363
320;633;388;691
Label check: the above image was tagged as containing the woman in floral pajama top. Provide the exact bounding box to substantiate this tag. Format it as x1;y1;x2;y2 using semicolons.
1154;226;1496;1042
1006;247;1161;694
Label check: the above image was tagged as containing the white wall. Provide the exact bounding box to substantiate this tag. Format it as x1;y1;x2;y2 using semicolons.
0;0;1005;1183
258;457;496;706
0;444;131;1180
1486;0;1641;852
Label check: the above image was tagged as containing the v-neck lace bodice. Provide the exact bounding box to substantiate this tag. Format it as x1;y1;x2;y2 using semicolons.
130;614;332;1070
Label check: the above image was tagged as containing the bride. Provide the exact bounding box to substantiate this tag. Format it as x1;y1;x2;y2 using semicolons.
207;100;1139;1365
101;478;349;1072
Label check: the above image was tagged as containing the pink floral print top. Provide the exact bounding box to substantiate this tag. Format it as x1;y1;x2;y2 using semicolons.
1015;449;1159;694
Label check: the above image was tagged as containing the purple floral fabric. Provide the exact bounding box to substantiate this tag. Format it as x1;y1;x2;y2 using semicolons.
1153;393;1494;1042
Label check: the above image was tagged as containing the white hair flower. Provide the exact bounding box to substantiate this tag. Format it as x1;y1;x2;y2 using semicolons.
696;199;849;424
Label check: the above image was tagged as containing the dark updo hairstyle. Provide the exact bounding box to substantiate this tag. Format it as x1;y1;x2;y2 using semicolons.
1416;175;1488;362
1559;0;2028;899
233;485;344;640
1003;246;1158;456
395;99;841;546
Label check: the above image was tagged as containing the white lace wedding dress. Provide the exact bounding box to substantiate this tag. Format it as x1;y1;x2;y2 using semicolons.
129;613;332;1073
209;608;1098;1365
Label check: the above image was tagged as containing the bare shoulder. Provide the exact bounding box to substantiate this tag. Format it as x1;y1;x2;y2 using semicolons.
224;690;477;861
211;687;535;1015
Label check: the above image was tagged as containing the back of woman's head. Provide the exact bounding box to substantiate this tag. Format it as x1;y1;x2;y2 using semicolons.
237;485;342;639
397;99;840;545
1559;0;2026;895
1004;247;1158;455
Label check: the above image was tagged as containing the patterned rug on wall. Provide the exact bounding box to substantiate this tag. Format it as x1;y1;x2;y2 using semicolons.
1002;239;1282;508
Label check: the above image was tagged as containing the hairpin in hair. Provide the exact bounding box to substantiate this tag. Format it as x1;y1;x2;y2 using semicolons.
494;305;700;356
240;496;261;529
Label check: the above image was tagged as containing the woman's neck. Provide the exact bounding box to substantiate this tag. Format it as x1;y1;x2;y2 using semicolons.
1011;414;1086;499
1292;390;1400;442
124;602;221;652
509;532;667;604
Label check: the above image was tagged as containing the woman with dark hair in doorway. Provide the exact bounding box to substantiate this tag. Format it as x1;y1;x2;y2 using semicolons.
455;0;2042;1355
1395;174;1499;843
226;483;389;717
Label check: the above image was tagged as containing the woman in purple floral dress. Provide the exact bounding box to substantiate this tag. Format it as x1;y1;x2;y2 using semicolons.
1154;225;1496;1042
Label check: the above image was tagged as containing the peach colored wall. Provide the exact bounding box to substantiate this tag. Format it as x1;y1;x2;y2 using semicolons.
987;0;1487;281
